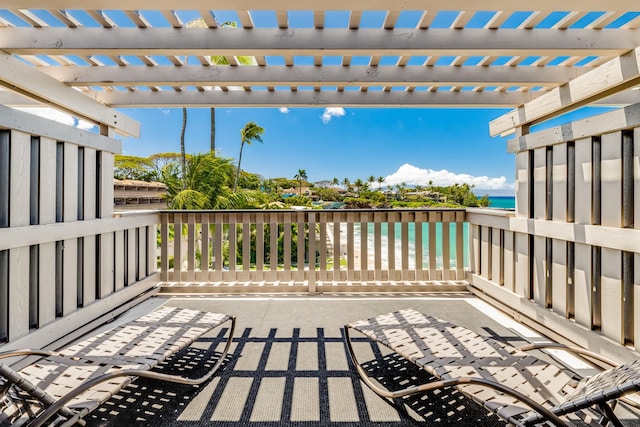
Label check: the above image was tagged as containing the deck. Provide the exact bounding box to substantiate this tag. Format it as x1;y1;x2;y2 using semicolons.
82;294;640;426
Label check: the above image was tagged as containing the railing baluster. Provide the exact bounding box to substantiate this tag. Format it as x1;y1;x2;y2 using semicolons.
455;212;464;280
228;212;237;274
255;213;264;282
242;212;251;281
318;219;327;283
213;213;223;282
387;211;396;281
308;211;316;293
347;212;355;282
360;214;368;282
415;211;425;280
200;213;210;281
333;213;341;282
186;213;196;282
401;211;410;281
269;213;278;282
297;211;305;283
283;212;292;282
374;212;382;282
173;213;182;283
428;212;437;280
160;214;169;281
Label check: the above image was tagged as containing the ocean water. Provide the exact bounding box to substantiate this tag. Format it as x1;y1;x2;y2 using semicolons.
346;197;514;270
487;196;515;210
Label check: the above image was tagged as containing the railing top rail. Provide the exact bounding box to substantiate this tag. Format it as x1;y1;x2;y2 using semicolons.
158;208;467;214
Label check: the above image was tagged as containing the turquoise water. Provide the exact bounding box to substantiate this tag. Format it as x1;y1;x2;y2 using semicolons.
352;198;514;270
488;196;515;209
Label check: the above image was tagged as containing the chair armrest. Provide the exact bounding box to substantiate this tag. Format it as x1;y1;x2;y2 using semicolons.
0;349;57;360
515;343;617;368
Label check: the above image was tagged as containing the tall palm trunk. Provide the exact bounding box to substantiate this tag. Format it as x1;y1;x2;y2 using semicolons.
180;107;187;189
210;107;216;154
233;142;245;192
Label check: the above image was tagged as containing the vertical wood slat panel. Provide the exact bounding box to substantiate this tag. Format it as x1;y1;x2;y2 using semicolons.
455;212;464;280
82;236;96;305
480;226;490;280
318;220;327;282
100;152;114;218
534;148;546;220
297;212;306;282
574;138;593;225
428;213;437;279
360;217;369;280
442;213;451;280
470;224;479;275
242;213;251;280
83;148;97;221
415;212;424;280
308;212;316;289
127;228;136;285
503;230;514;292
255;215;264;281
186;213;196;282
138;226;147;280
600;131;623;343
199;214;210;281
39;137;57;322
160;215;169;281
491;227;501;284
515;151;530;218
173;214;182;282
39;242;56;324
283;213;292;281
62;143;79;314
635;128;640;351
374;213;382;281
148;224;156;277
514;232;529;298
100;232;114;297
387;212;396;280
533;236;546;305
332;214;340;281
602;248;623;343
9;131;30;339
114;231;125;291
213;214;223;282
400;212;409;280
552;239;567;316
574;242;593;329
346;213;355;282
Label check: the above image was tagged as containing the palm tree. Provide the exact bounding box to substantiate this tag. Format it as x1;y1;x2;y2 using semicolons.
367;175;375;189
185;18;256;154
331;177;339;187
179;107;187;189
376;176;385;190
294;169;308;196
234;121;265;192
342;178;351;191
163;152;258;209
353;178;365;196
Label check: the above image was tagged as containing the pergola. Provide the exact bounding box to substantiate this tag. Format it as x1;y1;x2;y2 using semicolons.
0;1;639;138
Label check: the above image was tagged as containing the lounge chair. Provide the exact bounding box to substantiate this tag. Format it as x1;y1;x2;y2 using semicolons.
0;306;235;427
345;308;640;426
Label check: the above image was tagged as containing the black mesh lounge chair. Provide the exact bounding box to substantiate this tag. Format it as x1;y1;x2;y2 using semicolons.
345;308;640;426
0;306;235;427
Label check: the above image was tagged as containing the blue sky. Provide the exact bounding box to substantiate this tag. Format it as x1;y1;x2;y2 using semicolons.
4;8;635;195
117;106;515;193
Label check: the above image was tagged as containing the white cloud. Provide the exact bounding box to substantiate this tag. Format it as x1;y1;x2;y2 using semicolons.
385;163;514;192
279;107;290;114
16;107;95;131
321;107;345;123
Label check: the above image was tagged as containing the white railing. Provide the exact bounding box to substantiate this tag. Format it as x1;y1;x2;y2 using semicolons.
159;209;468;293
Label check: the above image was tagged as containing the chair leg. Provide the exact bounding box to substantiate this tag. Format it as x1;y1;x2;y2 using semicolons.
598;402;624;427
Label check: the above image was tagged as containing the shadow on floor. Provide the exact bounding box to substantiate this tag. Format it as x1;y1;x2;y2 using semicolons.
86;326;503;426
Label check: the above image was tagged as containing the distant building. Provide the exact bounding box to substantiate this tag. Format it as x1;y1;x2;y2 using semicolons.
114;179;167;211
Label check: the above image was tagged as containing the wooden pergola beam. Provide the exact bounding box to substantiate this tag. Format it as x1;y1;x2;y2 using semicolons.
40;64;590;88
490;47;640;136
2;0;635;11
0;28;637;57
0;53;140;137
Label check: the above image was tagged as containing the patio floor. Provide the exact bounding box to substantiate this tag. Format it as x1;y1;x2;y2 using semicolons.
81;294;640;426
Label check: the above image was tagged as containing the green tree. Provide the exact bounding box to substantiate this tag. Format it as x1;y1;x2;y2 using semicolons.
234;121;265;192
294;169;308;196
353;178;365;196
114;155;154;181
342;177;351;191
164;152;260;209
376;176;385;190
331;177;339;187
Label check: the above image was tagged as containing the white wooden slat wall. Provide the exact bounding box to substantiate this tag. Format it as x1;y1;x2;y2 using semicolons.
470;107;640;355
0;111;159;349
9;131;30;340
